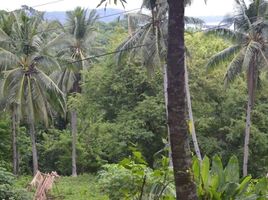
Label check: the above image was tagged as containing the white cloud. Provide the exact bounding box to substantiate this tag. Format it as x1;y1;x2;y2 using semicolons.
186;0;236;16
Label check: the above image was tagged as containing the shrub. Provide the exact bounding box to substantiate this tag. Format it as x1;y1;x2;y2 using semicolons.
98;151;175;200
0;167;32;200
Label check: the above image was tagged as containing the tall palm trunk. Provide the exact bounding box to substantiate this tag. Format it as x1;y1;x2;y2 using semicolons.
11;105;19;175
71;110;78;177
243;62;255;177
70;74;81;177
243;96;252;177
163;64;172;166
185;63;202;160
128;15;134;36
166;0;197;199
29;120;38;175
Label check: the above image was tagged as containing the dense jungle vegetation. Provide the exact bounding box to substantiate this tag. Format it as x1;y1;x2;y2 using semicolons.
0;0;268;199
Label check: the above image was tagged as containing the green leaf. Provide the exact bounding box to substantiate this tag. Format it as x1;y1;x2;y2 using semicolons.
236;176;252;196
119;158;131;167
224;155;239;183
211;155;224;190
223;182;240;199
255;177;268;195
192;156;200;181
201;156;210;188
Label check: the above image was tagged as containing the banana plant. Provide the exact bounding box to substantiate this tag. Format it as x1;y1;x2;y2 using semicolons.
193;155;251;199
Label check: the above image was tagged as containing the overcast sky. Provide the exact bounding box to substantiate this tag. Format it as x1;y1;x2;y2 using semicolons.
0;0;244;16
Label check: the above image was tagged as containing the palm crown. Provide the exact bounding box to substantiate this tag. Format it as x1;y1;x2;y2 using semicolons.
206;0;268;176
0;10;64;125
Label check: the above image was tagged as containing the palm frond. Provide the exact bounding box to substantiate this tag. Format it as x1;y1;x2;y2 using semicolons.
34;68;65;114
206;45;241;71
87;9;99;25
205;28;246;42
115;23;151;64
242;42;256;70
35;67;64;97
185;16;204;26
234;0;252;30
0;48;19;71
33;53;61;73
0;28;10;41
224;52;244;86
32;77;49;126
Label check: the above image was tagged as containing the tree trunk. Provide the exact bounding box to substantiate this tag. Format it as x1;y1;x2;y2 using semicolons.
243;97;251;177
166;0;197;199
70;73;81;177
71;110;77;177
11;106;18;175
29;120;38;175
163;64;172;166
243;61;255;177
185;63;202;160
128;15;134;36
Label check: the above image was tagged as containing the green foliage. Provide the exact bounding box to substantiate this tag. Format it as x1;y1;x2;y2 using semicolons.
0;10;267;200
38;128;73;175
186;33;268;176
49;174;108;200
16;126;31;174
0;115;11;170
0;167;32;200
192;155;268;200
79;57;165;167
98;150;175;200
98;164;143;199
37;127;107;175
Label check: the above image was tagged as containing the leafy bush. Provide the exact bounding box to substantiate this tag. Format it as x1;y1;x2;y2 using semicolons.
192;155;268;200
99;152;268;200
98;151;175;200
0;167;32;200
98;164;142;199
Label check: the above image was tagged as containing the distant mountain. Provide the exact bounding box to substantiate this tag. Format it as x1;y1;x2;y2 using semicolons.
44;8;125;23
198;16;224;25
44;10;224;25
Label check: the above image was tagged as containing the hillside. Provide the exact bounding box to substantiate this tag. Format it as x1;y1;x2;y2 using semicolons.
44;9;223;24
44;8;124;23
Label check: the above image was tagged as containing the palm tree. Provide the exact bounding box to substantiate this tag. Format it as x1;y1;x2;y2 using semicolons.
116;0;203;160
0;10;64;175
50;7;98;176
99;0;199;198
165;0;198;198
206;0;268;176
0;11;20;175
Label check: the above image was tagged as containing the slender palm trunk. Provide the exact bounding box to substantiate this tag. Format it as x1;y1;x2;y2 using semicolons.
163;64;172;166
243;96;252;177
71;110;78;177
29;120;38;175
166;0;197;199
243;62;255;177
11;106;18;175
185;63;202;160
70;75;80;177
128;16;134;36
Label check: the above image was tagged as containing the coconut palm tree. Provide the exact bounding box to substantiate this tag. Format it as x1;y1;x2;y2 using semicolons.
206;0;268;176
0;11;20;175
99;0;201;198
50;7;99;176
0;10;64;175
115;0;203;160
166;0;198;198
